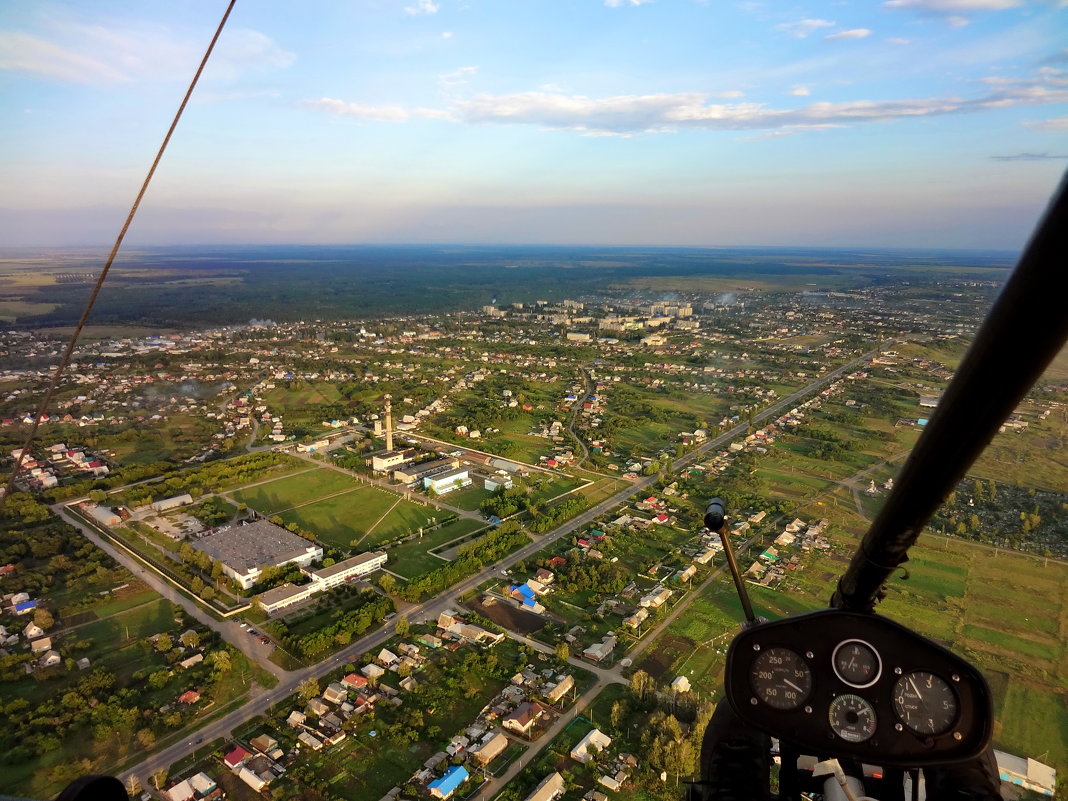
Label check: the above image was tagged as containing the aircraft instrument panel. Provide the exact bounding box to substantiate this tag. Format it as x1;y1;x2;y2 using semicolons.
724;609;992;767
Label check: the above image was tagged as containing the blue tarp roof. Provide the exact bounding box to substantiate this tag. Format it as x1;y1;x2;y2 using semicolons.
428;765;469;798
14;601;36;612
510;584;537;606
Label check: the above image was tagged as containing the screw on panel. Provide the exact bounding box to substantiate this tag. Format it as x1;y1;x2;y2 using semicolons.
753;644;761;651
895;724;903;732
750;697;758;705
953;732;963;741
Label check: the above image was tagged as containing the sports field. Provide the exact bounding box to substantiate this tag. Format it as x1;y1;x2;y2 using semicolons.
228;468;359;514
275;484;438;550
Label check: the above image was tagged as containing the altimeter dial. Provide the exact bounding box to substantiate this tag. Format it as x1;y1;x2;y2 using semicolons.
892;671;958;736
828;694;878;743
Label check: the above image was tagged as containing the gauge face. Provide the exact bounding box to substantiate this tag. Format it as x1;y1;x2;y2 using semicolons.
750;647;812;710
828;694;878;743
892;671;958;736
832;639;882;688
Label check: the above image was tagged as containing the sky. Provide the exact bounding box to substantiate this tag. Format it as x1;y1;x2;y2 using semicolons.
1;0;1066;250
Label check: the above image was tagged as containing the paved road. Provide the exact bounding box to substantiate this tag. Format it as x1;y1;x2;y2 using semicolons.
53;505;289;682
113;348;876;786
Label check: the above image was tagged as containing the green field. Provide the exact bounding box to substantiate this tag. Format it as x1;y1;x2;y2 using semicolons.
388;518;488;578
228;468;359;514
276;484;440;550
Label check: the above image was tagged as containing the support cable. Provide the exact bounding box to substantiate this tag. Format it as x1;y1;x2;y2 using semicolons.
2;0;237;507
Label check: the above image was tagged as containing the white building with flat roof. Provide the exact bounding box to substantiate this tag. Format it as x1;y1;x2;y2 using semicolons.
424;468;471;495
193;519;322;589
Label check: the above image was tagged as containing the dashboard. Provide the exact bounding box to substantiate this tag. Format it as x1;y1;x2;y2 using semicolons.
724;609;992;767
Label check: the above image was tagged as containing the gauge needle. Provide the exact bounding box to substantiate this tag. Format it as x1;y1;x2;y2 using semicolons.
908;676;925;704
784;679;804;693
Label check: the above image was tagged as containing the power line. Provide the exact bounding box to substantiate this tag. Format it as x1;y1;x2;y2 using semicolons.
2;0;238;507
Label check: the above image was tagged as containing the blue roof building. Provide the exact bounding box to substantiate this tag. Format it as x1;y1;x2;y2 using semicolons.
510;584;537;607
14;600;37;614
428;765;469;799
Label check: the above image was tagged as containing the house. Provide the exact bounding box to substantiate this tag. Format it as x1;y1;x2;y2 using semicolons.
30;637;52;653
166;779;195;801
598;774;623;792
524;772;565;801
377;648;399;667
40;650;61;667
342;672;368;689
306;697;330;717
535;568;555;584
545;674;574;704
624;608;649;629
427;765;469;800
510;583;538;608
297;731;323;751
323;682;347;704
188;772;217;796
237;767;267;792
471;732;509;765
250;734;278;754
639;587;673;608
571;729;612;763
178;652;204;669
178;690;201;704
361;663;386;679
223;745;251;769
22;622;44;639
582;636;617;663
400;676;418;692
286;710;306;728
676;565;697;583
502;701;547;737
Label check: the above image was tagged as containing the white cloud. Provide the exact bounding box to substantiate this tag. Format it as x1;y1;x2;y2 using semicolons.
715;90;746;98
405;0;440;15
884;0;1022;26
301;97;414;121
0;30;130;83
1023;114;1068;130
791;85;811;96
0;24;294;85
441;31;454;38
302;68;1068;135
438;65;478;87
887;37;912;44
825;28;873;40
776;18;836;37
885;0;1022;9
604;0;655;6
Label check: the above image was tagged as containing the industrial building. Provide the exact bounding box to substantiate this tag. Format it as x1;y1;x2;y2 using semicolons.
424;468;471;495
257;550;388;615
192;519;323;589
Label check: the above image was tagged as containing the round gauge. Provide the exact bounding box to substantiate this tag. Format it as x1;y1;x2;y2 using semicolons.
892;671;958;736
832;639;882;688
828;694;878;743
750;647;813;710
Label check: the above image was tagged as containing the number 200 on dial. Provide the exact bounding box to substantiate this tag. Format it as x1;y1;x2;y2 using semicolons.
750;647;813;710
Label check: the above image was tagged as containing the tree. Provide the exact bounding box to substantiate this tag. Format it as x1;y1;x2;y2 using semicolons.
151;770;168;790
88;489;107;504
210;650;232;673
555;641;570;661
298;677;320;701
33;608;55;631
630;669;654;703
395;615;410;636
378;574;396;594
155;634;173;653
180;631;200;649
136;728;156;748
610;699;628;732
148;670;170;689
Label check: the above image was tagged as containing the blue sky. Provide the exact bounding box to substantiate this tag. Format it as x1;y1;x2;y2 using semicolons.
1;0;1065;249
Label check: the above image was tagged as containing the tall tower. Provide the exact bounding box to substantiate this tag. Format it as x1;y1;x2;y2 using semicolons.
383;394;394;452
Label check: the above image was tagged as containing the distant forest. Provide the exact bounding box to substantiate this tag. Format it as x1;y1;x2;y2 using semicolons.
17;244;1015;329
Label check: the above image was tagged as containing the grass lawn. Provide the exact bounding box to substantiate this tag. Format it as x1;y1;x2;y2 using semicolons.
388;518;488;579
448;484;496;511
275;485;442;551
228;468;359;514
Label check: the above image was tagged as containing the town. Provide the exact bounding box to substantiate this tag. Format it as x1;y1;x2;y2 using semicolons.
1;279;1065;801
